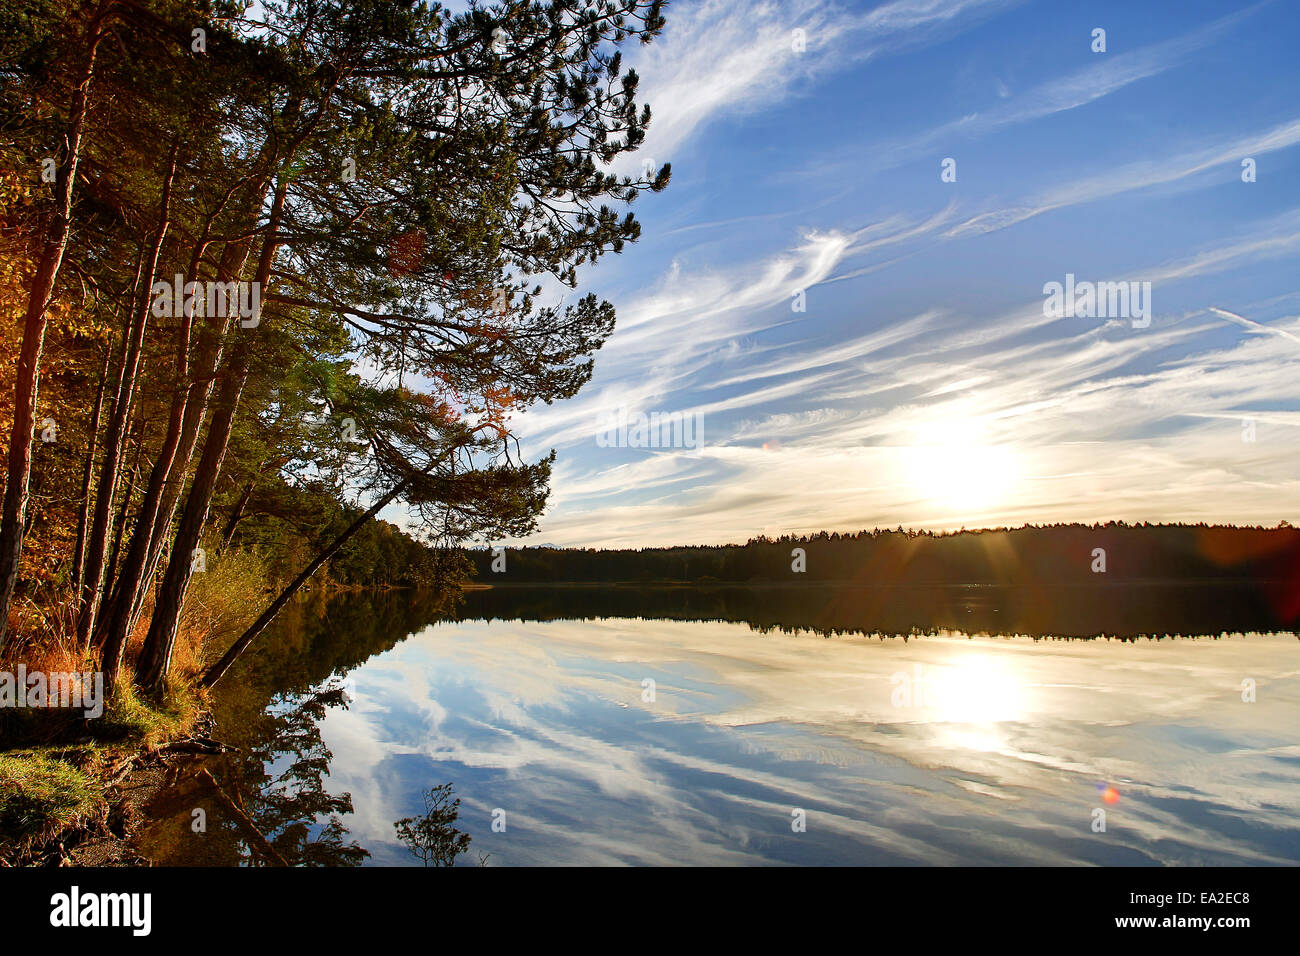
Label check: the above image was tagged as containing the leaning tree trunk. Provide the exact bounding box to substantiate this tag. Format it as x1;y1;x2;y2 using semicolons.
0;21;104;652
200;430;472;690
128;323;227;635
201;471;420;688
135;344;253;692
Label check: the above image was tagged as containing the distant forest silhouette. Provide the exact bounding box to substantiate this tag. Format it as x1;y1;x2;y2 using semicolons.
463;522;1300;589
453;523;1300;638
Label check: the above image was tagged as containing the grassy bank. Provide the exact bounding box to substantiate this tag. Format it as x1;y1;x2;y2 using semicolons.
0;682;201;861
0;547;270;863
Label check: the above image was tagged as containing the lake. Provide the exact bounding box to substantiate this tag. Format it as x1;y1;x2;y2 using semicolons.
137;585;1300;866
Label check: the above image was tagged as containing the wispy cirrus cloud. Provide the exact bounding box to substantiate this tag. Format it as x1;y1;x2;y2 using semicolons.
863;5;1263;176
513;227;855;452
1208;306;1300;346
511;212;1300;546
626;0;1023;166
946;117;1300;237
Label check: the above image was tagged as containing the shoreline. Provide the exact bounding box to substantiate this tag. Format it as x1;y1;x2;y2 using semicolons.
464;576;1293;588
0;680;219;867
0;719;235;867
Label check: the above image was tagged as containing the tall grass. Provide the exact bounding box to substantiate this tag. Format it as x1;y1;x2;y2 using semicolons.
0;547;274;858
122;545;272;687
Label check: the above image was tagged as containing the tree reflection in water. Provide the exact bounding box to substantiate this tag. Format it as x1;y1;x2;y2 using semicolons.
394;783;474;866
239;681;370;866
140;589;464;866
138;680;368;866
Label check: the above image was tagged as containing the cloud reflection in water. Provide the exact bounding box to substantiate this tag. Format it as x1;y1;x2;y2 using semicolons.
313;618;1300;865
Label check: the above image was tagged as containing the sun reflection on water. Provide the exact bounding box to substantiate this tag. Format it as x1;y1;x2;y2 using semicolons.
928;655;1027;724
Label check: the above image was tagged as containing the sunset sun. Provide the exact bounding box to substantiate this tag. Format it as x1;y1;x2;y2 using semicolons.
903;417;1025;516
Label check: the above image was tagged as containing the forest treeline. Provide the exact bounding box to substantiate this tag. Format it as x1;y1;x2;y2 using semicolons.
466;522;1300;590
0;0;669;696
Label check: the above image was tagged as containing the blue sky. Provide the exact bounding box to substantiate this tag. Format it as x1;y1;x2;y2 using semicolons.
456;0;1300;548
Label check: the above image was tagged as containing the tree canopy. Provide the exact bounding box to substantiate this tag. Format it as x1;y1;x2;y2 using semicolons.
0;0;670;694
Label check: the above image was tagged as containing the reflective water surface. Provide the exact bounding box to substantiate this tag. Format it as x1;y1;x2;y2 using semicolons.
139;586;1300;866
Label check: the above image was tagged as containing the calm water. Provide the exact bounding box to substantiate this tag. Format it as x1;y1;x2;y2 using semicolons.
139;586;1300;866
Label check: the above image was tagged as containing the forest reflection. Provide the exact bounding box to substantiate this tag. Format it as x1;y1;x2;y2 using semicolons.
454;579;1297;640
138;580;1294;865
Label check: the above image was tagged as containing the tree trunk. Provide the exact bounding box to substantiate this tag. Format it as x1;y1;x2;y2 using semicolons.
128;241;253;635
71;339;112;589
95;235;229;676
77;145;177;648
136;346;253;691
136;182;285;692
0;21;104;652
128;331;223;633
